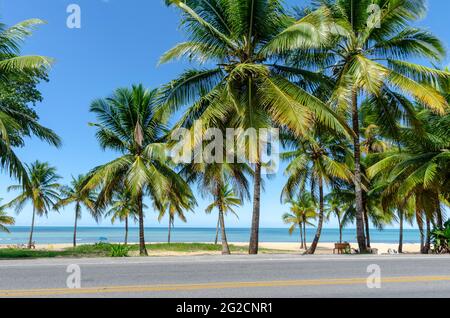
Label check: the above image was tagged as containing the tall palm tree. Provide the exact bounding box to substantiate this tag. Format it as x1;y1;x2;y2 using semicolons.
84;85;193;255
205;183;242;253
0;203;15;233
318;0;449;252
105;191;140;245
282;128;353;254
4;161;61;248
161;0;351;254
282;192;317;249
0;19;59;183
55;175;98;247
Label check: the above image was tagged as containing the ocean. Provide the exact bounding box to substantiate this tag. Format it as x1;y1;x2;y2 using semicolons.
0;226;421;245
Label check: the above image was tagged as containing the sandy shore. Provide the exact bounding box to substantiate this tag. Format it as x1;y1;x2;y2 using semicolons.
0;242;422;255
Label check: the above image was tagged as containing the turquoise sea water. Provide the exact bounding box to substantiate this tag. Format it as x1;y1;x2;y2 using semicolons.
0;227;421;245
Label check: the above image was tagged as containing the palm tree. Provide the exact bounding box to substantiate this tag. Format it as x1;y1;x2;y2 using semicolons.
324;191;351;243
368;109;450;252
318;0;449;252
205;183;242;253
84;84;193;255
282;128;353;254
0;19;60;183
55;175;98;247
282;193;317;249
0;203;15;233
157;179;196;244
4;161;61;248
105;191;140;245
162;0;351;254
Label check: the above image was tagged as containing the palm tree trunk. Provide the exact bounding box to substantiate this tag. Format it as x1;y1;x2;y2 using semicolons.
399;210;404;253
73;210;78;248
303;221;307;249
214;216;220;245
299;222;304;249
137;192;148;256
352;88;367;253
363;207;371;248
337;213;342;243
28;207;36;249
124;216;128;245
425;216;431;253
168;216;172;244
306;178;324;255
249;161;262;255
219;206;230;255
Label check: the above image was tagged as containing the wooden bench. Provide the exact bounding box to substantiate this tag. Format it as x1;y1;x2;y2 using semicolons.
333;243;350;254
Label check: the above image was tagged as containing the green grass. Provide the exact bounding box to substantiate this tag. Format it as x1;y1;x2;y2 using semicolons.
0;242;281;259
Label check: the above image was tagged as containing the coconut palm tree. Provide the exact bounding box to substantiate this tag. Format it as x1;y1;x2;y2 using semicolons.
55;175;98;247
161;0;351;254
324;191;352;243
84;84;193;255
157;178;196;244
205;183;242;253
4;161;61;248
282;127;354;254
105;191;140;245
368;109;450;252
310;0;450;253
282;192;317;249
0;203;15;233
0;19;60;183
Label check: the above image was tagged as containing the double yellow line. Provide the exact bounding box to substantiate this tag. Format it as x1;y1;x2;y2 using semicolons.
1;276;450;297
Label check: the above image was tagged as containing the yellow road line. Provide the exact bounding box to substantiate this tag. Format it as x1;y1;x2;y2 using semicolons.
1;276;450;297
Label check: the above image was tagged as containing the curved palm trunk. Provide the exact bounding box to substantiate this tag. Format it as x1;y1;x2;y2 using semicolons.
352;89;367;253
219;206;230;255
73;211;78;248
137;192;148;256
398;210;404;253
362;193;371;248
214;217;220;245
28;207;36;249
303;221;307;249
306;178;324;255
249;161;262;255
124;216;128;245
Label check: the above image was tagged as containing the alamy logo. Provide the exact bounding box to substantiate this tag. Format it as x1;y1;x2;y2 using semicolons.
66;264;81;289
67;4;81;29
366;264;382;289
170;121;280;174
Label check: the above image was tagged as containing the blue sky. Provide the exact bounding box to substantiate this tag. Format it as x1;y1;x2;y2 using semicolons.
1;0;449;229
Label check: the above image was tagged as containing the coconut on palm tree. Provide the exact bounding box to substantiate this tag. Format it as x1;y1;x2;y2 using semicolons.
55;175;98;247
84;84;193;256
4;161;61;248
282;192;317;249
162;0;351;254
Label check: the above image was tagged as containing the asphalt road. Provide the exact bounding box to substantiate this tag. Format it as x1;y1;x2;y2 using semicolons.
1;254;450;298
